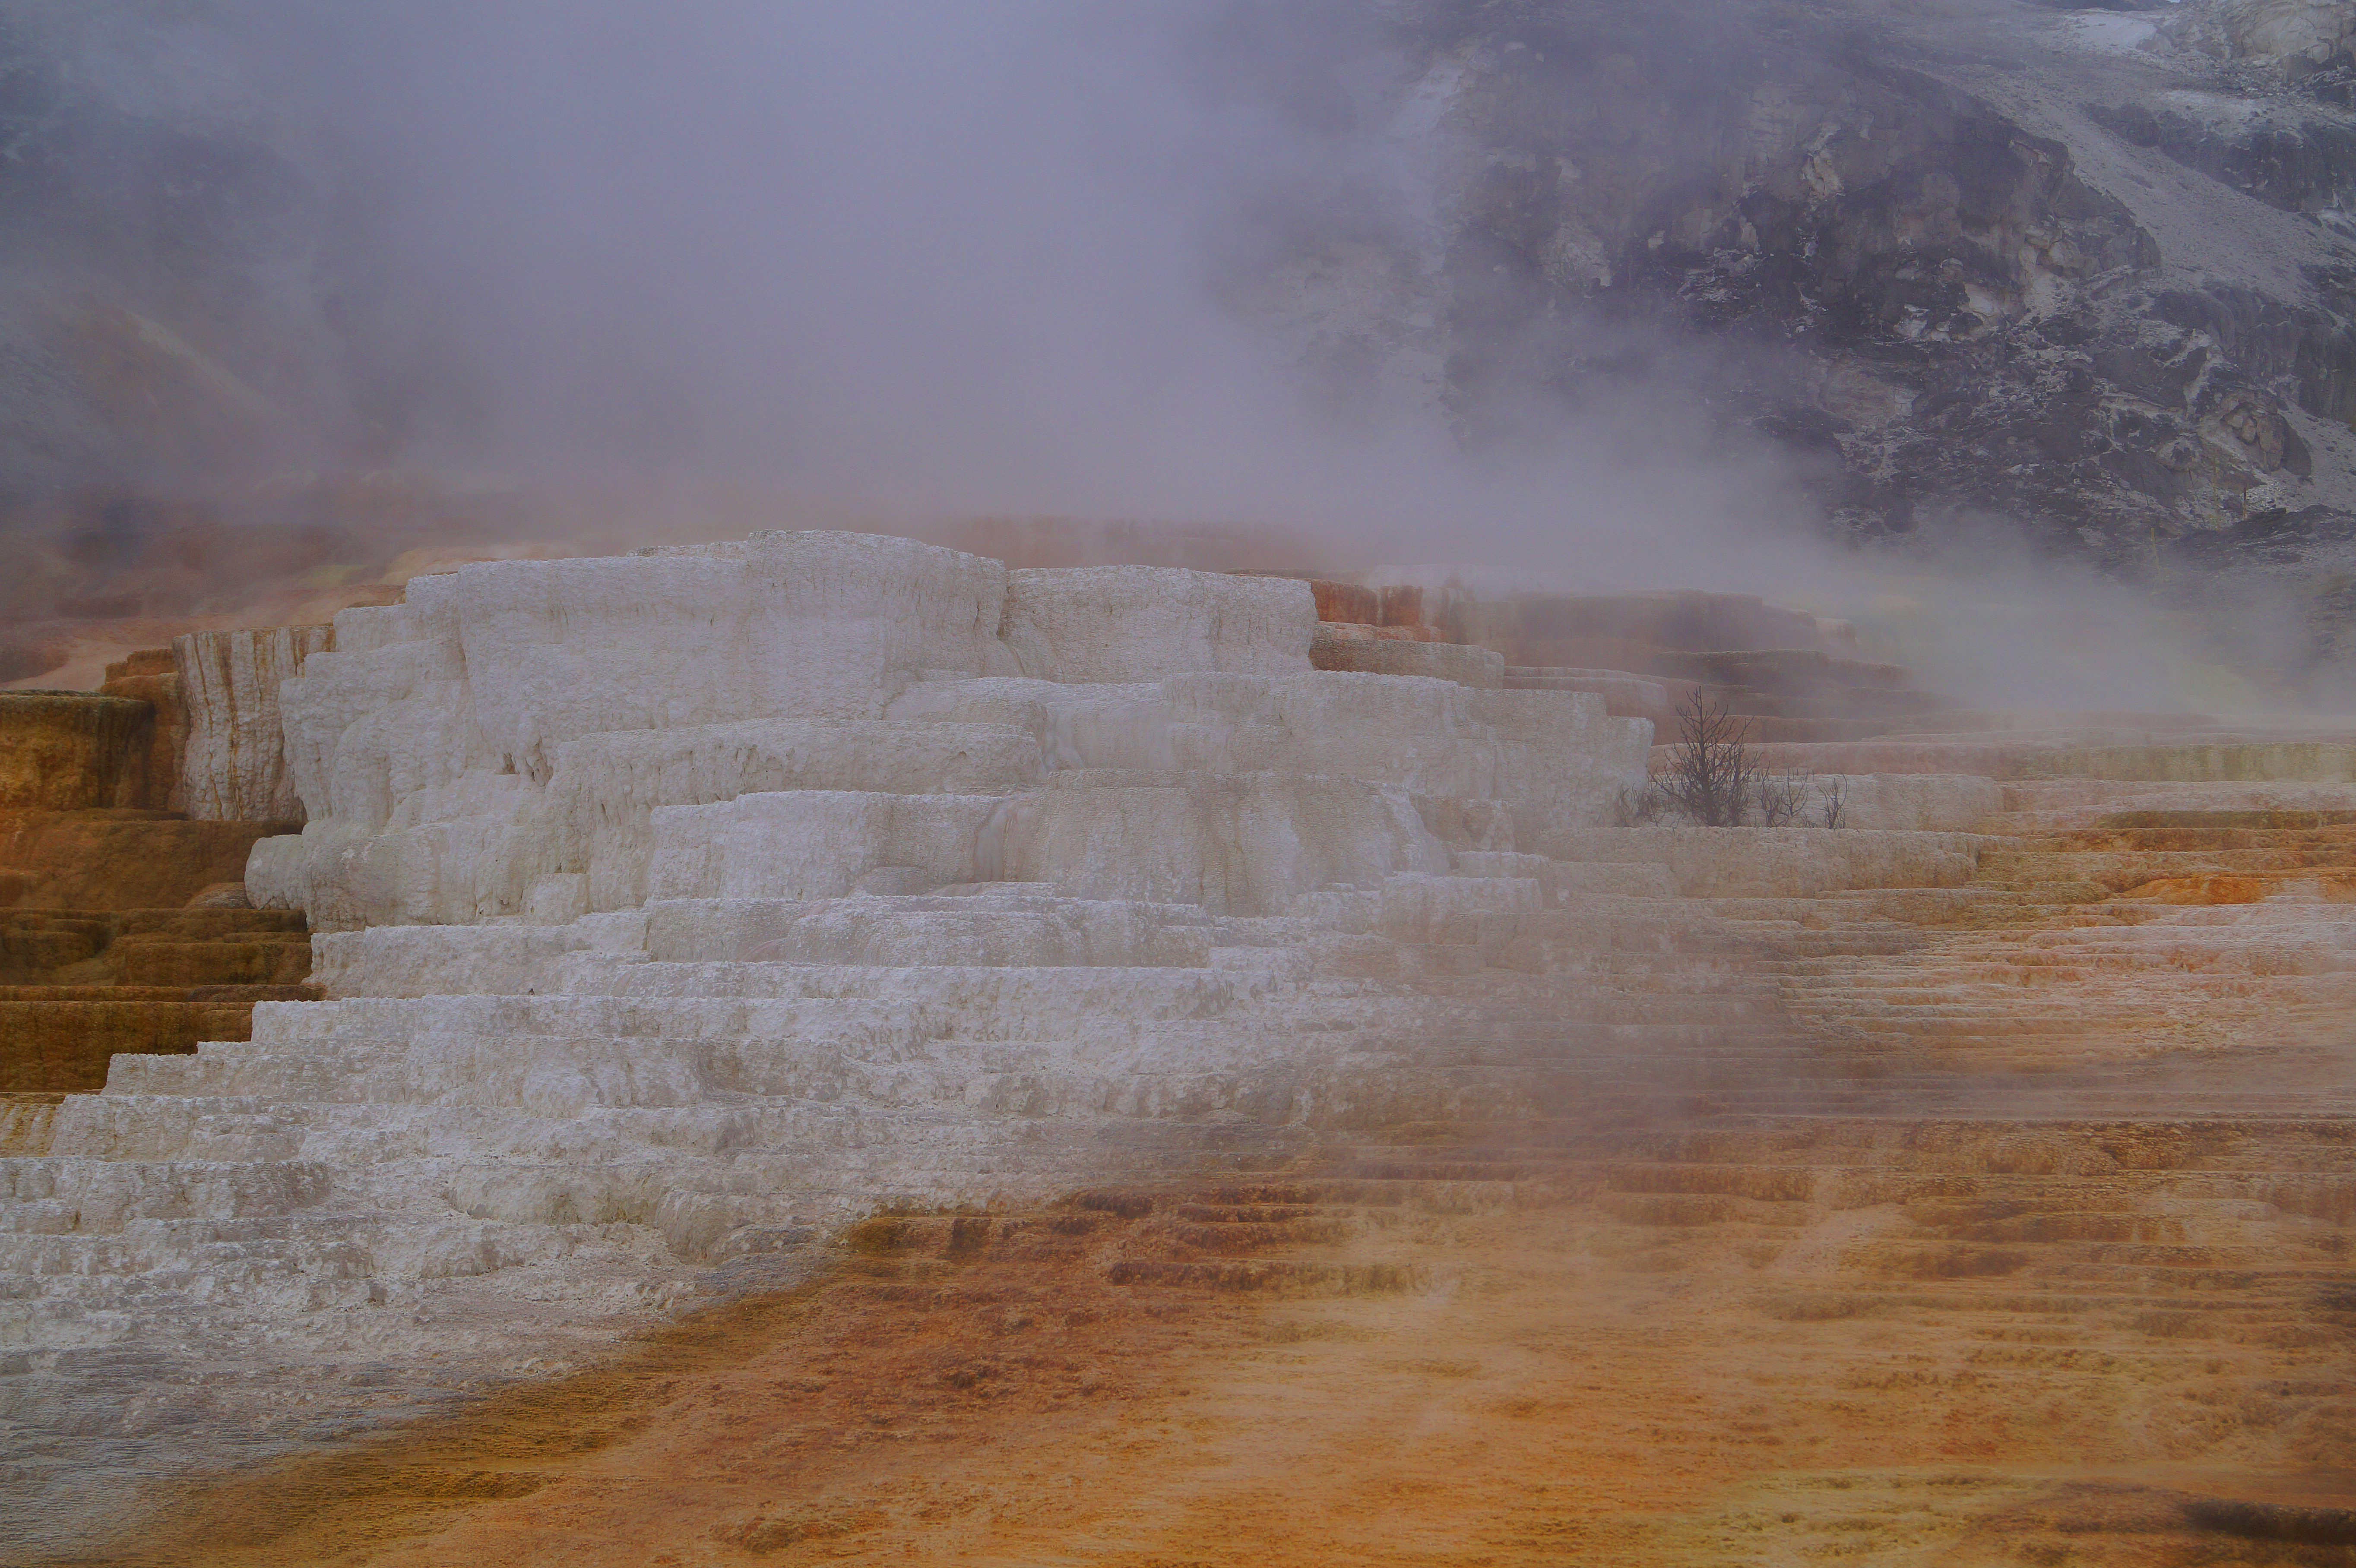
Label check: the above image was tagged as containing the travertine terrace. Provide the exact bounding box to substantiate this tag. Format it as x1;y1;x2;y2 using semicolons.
3;530;2353;1564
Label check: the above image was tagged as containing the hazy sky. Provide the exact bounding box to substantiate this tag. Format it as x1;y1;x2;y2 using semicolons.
263;1;1853;587
295;5;1329;494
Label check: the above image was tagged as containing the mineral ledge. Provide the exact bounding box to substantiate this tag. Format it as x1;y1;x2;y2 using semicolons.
5;531;1679;1541
11;530;2354;1558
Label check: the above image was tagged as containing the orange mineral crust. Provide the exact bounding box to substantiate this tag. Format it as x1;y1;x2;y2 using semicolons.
109;1133;2356;1567
7;534;2353;1567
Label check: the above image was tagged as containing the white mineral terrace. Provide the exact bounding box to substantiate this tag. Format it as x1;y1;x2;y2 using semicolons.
5;530;2353;1555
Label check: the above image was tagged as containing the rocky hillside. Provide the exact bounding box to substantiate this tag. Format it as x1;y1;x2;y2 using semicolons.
1278;2;2356;556
1225;2;2350;675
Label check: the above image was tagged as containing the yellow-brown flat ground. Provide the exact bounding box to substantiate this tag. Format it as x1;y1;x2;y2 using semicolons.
89;1119;2356;1567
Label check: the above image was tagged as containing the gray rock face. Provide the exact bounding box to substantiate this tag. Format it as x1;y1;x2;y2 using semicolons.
1306;1;2350;566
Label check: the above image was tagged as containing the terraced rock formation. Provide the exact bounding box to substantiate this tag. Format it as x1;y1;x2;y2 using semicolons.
1;669;317;1108
1;531;2350;1563
82;999;2356;1563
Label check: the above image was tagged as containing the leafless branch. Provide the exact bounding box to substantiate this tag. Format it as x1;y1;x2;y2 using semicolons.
1648;687;1755;827
1754;767;1807;827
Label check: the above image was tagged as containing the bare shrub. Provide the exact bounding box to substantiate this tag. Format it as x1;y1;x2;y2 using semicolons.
1753;768;1808;827
1615;782;1667;825
1819;776;1848;828
1649;687;1758;827
1629;695;1847;830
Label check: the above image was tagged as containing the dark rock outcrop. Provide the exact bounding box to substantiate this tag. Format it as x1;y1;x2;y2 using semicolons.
1334;2;2356;561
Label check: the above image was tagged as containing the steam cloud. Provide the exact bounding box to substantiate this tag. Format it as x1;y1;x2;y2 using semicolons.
5;0;2335;711
252;2;1814;558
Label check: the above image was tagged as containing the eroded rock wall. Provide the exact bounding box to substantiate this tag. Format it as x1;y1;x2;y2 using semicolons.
0;694;156;812
175;626;332;822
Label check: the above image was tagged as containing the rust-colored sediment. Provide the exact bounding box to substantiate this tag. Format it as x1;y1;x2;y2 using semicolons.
0;682;318;1093
67;801;2356;1565
85;1116;2356;1566
25;656;2356;1564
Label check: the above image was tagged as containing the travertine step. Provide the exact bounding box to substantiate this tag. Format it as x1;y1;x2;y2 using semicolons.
641;892;1221;968
13;533;2353;1555
0;908;317;1094
0;811;301;911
